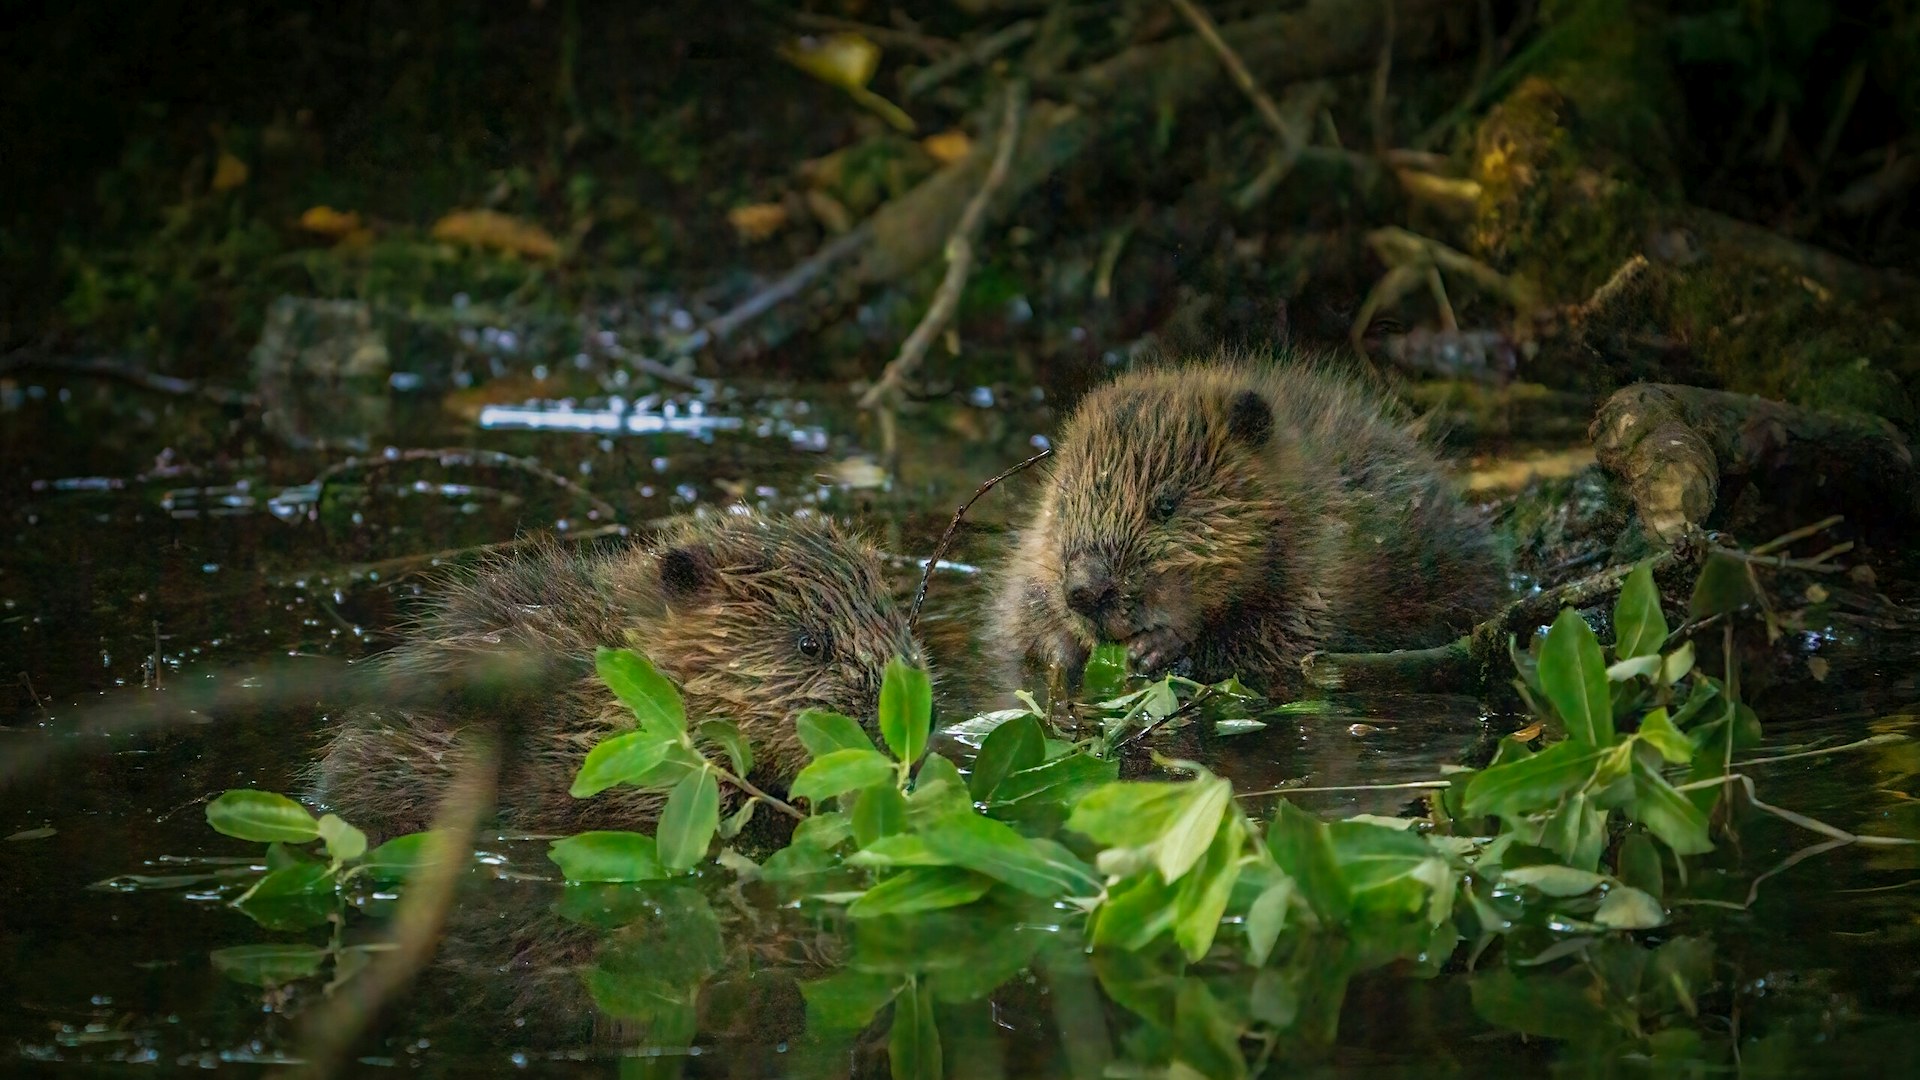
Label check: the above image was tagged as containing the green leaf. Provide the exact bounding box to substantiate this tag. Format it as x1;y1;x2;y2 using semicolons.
1606;655;1663;682
1627;755;1714;856
759;842;841;883
1328;821;1443;918
1065;781;1194;847
360;831;445;882
1156;775;1232;883
915;814;1100;898
1244;878;1295;966
1091;870;1181;951
699;719;754;777
1501;864;1607;897
206;790;320;844
1668;679;1722;730
879;657;933;765
848;867;995;918
793;812;853;850
1661;641;1697;684
987;752;1119;807
316;813;367;864
657;767;721;872
908;753;973;825
570;730;678;798
1636;707;1693;764
235;861;334;905
1614;561;1668;659
888;978;942;1080
1462;740;1607;819
853;785;910;847
1542;792;1608;871
595;646;686;734
792;748;900;804
849;833;948;868
801;970;901;1031
1173;978;1249;1080
1689;552;1757;620
797;709;878;757
1594;884;1666;929
1617;831;1665;900
1173;815;1244;962
548;831;668;882
210;944;327;987
719;797;759;839
1267;801;1350;923
1539;609;1613;745
968;712;1045;800
1082;642;1129;701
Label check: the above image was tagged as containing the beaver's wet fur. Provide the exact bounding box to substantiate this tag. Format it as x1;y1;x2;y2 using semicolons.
308;511;921;835
990;352;1506;694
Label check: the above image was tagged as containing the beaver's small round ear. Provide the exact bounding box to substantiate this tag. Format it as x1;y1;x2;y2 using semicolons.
1226;390;1273;446
658;546;714;601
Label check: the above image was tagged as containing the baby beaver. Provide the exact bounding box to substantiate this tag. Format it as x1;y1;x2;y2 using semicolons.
309;511;921;835
990;354;1505;695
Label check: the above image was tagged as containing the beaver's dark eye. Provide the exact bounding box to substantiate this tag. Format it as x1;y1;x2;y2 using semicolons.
796;630;828;660
1152;493;1181;521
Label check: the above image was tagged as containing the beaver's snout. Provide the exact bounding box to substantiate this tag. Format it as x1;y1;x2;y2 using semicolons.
1064;555;1119;620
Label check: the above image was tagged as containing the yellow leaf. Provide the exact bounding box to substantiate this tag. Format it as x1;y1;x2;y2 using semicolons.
727;202;789;244
922;129;973;166
429;209;560;260
297;206;365;239
211;151;249;193
780;32;880;92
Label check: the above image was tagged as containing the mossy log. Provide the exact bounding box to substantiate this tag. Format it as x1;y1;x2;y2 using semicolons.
1466;4;1920;427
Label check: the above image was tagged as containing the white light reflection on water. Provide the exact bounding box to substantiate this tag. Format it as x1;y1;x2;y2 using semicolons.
477;400;745;436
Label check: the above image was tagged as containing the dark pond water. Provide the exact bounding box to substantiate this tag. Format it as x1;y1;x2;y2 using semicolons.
4;363;1920;1077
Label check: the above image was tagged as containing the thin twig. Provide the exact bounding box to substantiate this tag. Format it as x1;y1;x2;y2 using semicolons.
288;735;498;1078
905;18;1037;98
17;673;51;720
691;221;877;352
312;447;620;523
1729;732;1908;770
861;81;1028;410
909;447;1053;626
1237;779;1453;800
0;353;256;407
1718;541;1854;574
1370;0;1396;156
1748;514;1845;557
272;523;629;588
715;765;805;821
1164;0;1302;146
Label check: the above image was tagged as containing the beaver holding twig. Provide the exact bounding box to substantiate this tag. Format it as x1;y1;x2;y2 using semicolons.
989;352;1505;695
308;510;921;834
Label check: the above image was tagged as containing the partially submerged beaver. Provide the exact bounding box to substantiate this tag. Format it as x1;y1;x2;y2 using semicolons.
309;511;921;834
990;353;1505;695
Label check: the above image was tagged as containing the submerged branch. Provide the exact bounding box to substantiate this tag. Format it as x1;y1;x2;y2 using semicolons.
289;735;498;1078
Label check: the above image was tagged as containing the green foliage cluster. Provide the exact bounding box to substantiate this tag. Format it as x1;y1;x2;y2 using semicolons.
198;789;442;987
187;551;1884;1075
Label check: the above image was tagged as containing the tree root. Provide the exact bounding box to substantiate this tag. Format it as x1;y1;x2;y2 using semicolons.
1589;382;1918;542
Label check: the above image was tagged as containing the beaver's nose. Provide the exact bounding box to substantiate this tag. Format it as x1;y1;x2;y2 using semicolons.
1064;557;1117;619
